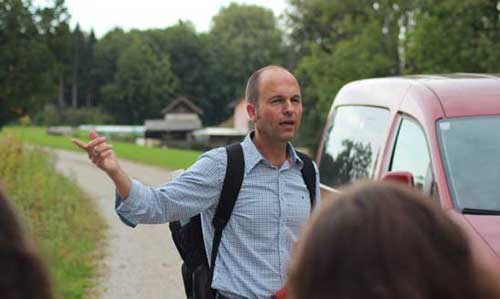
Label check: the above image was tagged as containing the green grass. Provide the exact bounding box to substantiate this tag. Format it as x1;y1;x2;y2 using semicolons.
3;126;202;169
0;135;106;299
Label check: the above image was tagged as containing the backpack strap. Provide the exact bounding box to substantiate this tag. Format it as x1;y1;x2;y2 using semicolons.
168;221;186;260
209;143;245;284
296;151;316;208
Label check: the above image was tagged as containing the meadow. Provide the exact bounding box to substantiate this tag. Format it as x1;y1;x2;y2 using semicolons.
0;126;203;298
3;126;202;170
0;135;106;299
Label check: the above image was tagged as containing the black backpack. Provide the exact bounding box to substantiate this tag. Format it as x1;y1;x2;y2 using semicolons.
168;143;316;299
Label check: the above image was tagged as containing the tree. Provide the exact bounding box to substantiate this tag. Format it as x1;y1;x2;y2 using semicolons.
205;3;287;124
0;0;56;127
142;22;211;117
92;28;132;108
37;0;72;109
403;0;500;73
70;24;85;108
101;37;179;124
286;0;371;57
81;30;97;106
287;0;403;150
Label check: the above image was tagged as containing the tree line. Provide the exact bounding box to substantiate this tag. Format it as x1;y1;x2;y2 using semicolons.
289;0;500;148
1;0;499;149
1;0;286;127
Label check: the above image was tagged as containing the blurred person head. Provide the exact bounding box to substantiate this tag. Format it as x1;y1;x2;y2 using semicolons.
0;189;53;299
287;181;500;299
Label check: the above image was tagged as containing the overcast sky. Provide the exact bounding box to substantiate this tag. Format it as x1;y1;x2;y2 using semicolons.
51;0;289;37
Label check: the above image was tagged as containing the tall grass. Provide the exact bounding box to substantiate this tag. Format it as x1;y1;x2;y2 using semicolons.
0;135;106;299
3;126;202;169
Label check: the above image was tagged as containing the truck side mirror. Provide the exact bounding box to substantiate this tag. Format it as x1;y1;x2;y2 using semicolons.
382;171;414;188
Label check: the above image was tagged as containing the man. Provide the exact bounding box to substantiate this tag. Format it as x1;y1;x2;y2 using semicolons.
73;65;320;299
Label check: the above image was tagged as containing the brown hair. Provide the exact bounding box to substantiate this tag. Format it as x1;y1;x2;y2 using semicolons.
0;189;53;299
288;181;500;299
245;65;290;105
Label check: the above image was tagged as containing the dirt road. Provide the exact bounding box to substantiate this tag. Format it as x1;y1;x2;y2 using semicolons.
53;149;185;299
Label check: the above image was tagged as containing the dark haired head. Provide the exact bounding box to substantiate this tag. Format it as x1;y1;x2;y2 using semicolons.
0;189;53;299
245;65;291;105
288;181;500;299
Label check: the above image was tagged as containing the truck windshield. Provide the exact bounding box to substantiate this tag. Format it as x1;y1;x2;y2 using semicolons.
437;116;500;213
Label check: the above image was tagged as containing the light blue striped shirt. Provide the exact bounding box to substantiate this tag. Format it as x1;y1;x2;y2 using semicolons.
116;133;320;299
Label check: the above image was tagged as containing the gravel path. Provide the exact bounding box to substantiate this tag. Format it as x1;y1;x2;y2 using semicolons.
53;149;185;299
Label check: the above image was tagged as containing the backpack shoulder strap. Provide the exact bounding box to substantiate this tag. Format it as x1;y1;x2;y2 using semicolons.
296;151;316;208
209;143;244;277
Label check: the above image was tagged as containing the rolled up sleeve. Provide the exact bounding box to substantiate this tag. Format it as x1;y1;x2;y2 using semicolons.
115;148;226;226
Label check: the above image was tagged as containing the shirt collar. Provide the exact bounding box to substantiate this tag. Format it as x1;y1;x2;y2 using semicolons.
241;131;304;174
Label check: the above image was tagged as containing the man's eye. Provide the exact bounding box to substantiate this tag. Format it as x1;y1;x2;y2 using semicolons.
271;98;282;104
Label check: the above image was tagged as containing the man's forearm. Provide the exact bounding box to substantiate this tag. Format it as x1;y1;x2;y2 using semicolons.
108;167;132;199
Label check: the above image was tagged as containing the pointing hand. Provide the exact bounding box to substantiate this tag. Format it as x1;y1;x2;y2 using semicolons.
72;131;120;174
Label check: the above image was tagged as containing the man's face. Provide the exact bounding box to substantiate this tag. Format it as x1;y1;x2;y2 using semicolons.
247;69;303;144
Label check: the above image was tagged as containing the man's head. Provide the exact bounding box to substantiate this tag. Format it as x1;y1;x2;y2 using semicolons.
245;65;303;144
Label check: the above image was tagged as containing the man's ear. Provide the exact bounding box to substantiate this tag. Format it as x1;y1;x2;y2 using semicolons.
247;102;257;122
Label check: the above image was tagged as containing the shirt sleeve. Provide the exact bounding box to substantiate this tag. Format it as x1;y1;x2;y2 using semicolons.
115;147;227;226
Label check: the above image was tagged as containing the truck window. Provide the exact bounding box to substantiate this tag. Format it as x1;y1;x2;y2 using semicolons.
319;106;390;188
390;118;432;191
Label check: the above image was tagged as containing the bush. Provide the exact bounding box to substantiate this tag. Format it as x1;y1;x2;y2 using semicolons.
32;105;60;126
33;105;115;126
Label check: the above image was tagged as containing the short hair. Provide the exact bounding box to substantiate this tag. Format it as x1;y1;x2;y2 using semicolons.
287;182;500;299
0;189;53;299
245;65;290;105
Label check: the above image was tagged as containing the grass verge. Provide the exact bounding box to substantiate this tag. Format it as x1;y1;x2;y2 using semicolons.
0;135;106;299
3;126;202;170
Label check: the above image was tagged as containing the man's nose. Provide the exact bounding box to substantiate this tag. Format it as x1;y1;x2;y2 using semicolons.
283;99;293;114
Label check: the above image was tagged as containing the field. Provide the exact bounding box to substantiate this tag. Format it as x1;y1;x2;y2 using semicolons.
0;126;206;298
0;135;106;299
3;127;202;170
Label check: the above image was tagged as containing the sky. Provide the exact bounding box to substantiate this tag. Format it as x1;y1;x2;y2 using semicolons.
54;0;289;38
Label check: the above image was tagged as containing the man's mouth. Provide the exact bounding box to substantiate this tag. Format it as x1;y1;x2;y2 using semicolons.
280;120;296;126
